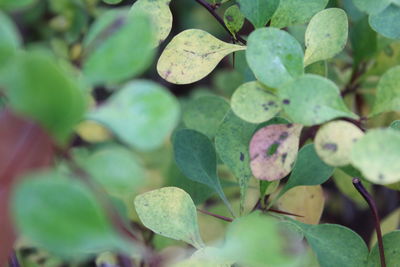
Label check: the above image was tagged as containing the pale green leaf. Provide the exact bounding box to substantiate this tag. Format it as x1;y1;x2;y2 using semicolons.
231;81;281;123
271;0;329;28
278;74;358;126
369;4;400;40
368;231;400;266
246;28;304;88
351;128;400;184
391;120;400;130
0;11;21;49
130;0;172;46
236;0;279;28
371;65;400;116
183;96;230;139
134;187;204;249
224;5;245;35
352;0;390;15
157;29;245;84
83;9;155;85
249;123;303;181
88;80;180;151
304;8;348;66
315;120;364;166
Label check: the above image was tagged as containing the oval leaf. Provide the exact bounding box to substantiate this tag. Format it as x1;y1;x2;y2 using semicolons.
278;74;358;126
231;81;281;123
351;128;400;184
89;80;180;151
352;0;390;15
315;120;364;166
224;5;245;35
369;4;400;40
130;0;172;46
249;123;303;181
236;0;279;28
83;9;155;85
246;28;304;88
134;187;204;249
304;8;348;66
157;29;245;84
371;65;400;116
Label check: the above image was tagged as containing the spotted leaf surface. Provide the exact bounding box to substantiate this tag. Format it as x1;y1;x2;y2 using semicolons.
131;0;172;46
134;187;204;249
304;8;348;66
351;128;400;184
249;123;303;181
224;5;245;35
315;120;364;166
157;29;245;84
231;81;281;123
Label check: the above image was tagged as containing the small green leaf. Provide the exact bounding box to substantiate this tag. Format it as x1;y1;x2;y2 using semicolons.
0;0;35;11
80;145;145;197
183;96;230;139
368;231;400;267
236;0;279;29
246;28;304;88
224;5;245;35
157;29;245;84
249;123;303;181
292;222;369;267
391;120;400;130
351;128;400;184
278;74;358;126
130;0;172;46
369;4;400;40
89;80;180;151
134;187;204;249
215;110;259;214
315;120;364;166
277;144;334;200
371;65;400;116
12;172;126;259
350;17;377;65
305;60;327;77
304;8;348;66
103;0;123;4
231;81;281;123
173;129;233;214
83;9;155;85
0;51;86;143
271;0;329;28
352;0;390;15
0;11;21;49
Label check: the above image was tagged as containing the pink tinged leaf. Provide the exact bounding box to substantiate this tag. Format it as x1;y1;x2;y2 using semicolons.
249;123;303;181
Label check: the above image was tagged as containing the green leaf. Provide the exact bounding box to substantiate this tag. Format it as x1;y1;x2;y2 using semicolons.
83;9;155;85
103;0;123;4
314;120;364;166
130;0;172;46
224;5;245;35
215;110;259;214
0;0;35;11
305;60;327;77
183;96;230;139
292;222;369;267
277;144;334;200
351;128;400;184
157;29;245;84
278;74;358;126
11;172;126;259
371;65;400;116
231;81;281;123
0;51;86;143
89;80;180;151
391;120;400;130
368;231;400;267
246;28;304;88
134;187;204;249
369;4;400;40
249;123;303;181
370;208;400;248
80;145;145;197
173;129;233;215
0;11;21;49
350;16;377;65
271;0;329;28
304;8;348;66
236;0;279;29
352;0;390;15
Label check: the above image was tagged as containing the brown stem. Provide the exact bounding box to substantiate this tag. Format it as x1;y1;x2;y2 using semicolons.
194;0;247;45
197;208;233;222
352;178;386;267
341;63;366;97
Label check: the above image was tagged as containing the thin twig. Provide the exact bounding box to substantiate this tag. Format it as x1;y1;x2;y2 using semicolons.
194;0;247;45
352;178;386;267
197;208;234;222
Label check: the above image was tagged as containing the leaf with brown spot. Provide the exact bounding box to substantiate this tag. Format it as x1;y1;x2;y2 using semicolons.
249;123;302;181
